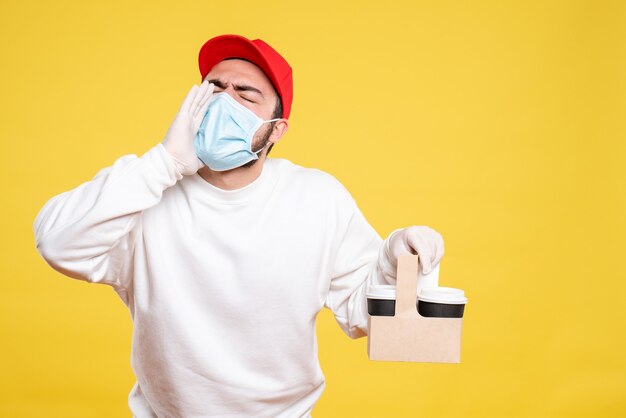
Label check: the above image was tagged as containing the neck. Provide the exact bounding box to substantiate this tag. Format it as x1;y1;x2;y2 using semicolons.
197;156;266;190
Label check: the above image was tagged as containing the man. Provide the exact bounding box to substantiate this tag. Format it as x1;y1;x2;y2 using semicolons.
33;34;444;418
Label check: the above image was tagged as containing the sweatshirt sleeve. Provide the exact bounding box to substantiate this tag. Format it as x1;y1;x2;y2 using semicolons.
324;183;400;339
33;143;183;291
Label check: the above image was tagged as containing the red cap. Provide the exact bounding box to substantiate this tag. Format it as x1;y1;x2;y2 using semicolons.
198;34;293;119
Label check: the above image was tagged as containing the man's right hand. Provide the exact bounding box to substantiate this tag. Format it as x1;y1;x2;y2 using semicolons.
162;80;215;176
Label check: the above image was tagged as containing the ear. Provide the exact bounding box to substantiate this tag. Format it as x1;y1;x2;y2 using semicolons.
268;119;289;145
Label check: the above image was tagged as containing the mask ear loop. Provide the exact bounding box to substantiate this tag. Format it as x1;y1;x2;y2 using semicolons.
252;118;284;153
252;142;269;155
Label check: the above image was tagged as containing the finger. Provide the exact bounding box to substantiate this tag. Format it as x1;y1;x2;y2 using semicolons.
406;232;433;274
419;227;439;264
192;85;215;132
433;231;445;266
180;84;199;114
189;80;209;114
194;82;215;120
197;82;214;112
197;80;213;107
424;230;439;265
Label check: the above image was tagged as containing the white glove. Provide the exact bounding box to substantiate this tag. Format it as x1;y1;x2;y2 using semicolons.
383;226;445;275
162;80;215;176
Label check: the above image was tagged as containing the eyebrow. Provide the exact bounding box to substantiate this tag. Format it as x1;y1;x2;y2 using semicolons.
206;78;264;99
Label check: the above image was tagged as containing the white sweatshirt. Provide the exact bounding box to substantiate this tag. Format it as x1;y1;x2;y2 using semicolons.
33;143;399;418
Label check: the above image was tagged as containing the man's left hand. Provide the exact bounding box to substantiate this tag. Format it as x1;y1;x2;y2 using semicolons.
386;226;444;274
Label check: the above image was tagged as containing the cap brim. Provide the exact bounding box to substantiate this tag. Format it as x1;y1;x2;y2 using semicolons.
198;34;282;107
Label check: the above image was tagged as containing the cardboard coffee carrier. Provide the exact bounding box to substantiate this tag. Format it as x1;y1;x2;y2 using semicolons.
367;254;465;363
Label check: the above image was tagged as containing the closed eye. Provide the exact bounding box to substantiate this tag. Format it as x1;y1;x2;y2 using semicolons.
212;88;254;103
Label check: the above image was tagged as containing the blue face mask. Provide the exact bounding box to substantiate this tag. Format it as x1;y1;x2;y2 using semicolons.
194;92;281;171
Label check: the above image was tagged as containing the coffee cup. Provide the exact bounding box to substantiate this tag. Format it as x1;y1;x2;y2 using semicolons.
417;287;467;318
366;285;396;316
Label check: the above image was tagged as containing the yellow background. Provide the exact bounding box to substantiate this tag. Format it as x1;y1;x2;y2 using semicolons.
1;0;625;417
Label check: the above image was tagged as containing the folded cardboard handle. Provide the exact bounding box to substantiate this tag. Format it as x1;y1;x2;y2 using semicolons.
395;254;420;318
368;254;463;363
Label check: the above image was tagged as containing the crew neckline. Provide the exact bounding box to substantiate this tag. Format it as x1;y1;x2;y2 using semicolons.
184;158;277;205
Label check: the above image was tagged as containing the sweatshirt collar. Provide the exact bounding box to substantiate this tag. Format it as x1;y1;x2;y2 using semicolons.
184;158;276;204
